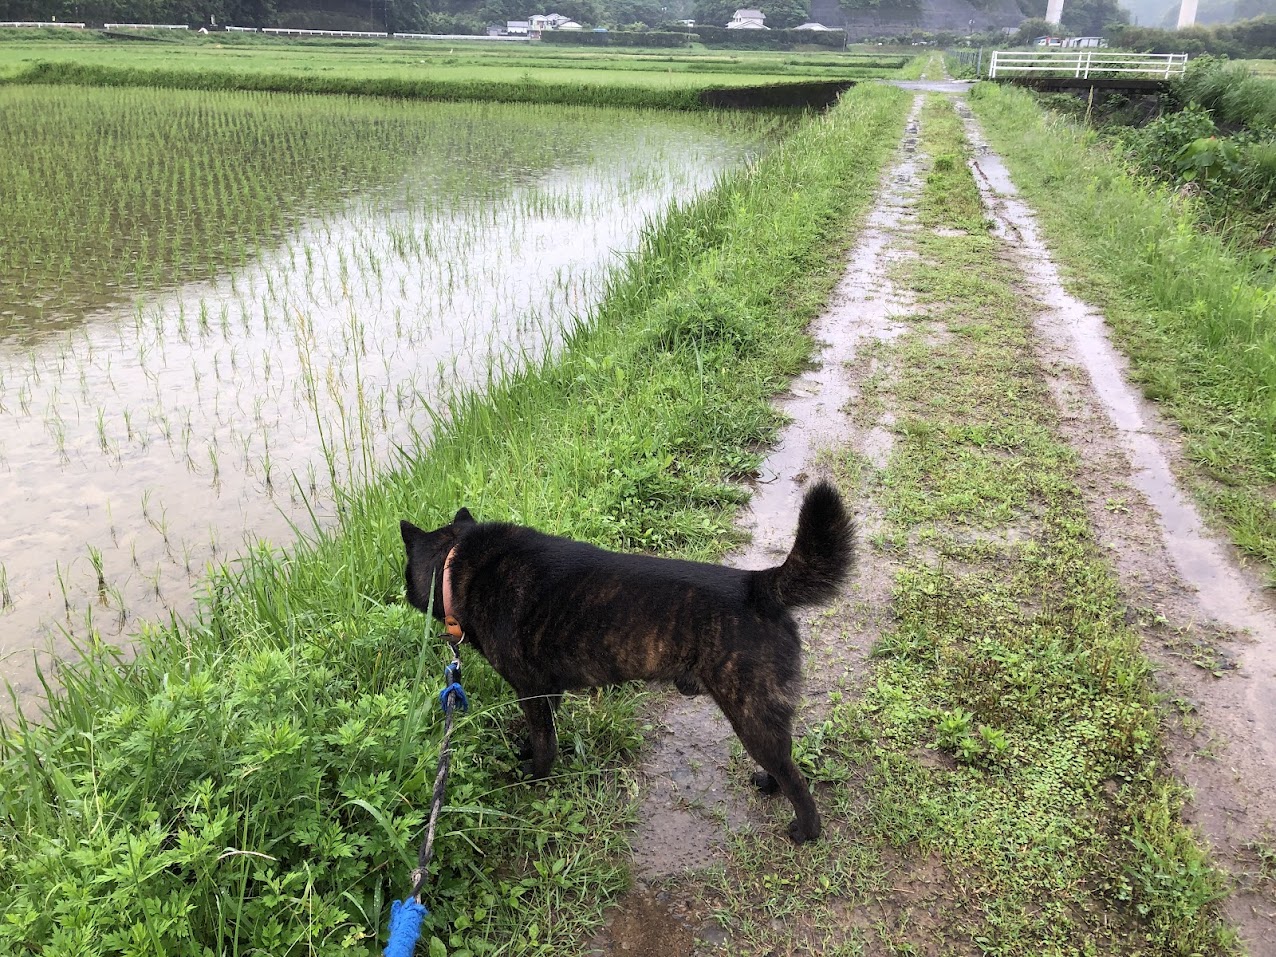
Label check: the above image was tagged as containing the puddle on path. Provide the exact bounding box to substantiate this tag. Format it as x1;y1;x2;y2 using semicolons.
890;79;975;94
957;101;1276;950
597;96;928;953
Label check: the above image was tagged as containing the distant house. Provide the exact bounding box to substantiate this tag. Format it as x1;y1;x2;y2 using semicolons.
506;19;530;34
1062;35;1107;47
531;13;574;31
557;19;583;29
793;21;837;30
726;8;768;29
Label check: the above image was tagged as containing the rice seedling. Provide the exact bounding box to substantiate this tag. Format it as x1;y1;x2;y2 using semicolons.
86;545;107;602
0;82;789;682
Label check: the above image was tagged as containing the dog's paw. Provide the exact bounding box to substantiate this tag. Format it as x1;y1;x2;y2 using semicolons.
674;676;704;696
751;771;779;794
519;760;551;781
787;819;820;844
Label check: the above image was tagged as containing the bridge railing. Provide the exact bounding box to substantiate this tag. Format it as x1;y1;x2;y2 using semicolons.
988;50;1188;79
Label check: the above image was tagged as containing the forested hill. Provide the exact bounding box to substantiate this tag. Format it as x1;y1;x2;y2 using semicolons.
1122;0;1273;25
0;0;1144;36
0;0;1030;31
0;0;692;32
809;0;1029;35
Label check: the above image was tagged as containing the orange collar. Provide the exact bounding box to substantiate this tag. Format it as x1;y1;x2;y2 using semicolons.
442;546;463;641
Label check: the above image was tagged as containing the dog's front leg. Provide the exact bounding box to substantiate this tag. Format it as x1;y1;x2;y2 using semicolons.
518;693;559;779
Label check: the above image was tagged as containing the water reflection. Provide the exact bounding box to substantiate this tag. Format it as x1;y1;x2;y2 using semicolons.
0;101;771;709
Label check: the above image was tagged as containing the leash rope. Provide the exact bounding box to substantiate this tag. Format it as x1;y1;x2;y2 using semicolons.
413;647;467;899
384;639;468;957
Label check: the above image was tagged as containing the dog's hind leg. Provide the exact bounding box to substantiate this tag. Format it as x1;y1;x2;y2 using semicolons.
518;692;559;780
714;693;820;843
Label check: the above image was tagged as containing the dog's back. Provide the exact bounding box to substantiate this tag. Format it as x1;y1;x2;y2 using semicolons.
447;481;853;688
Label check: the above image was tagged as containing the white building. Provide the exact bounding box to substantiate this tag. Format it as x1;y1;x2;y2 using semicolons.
1061;35;1107;47
531;13;577;31
793;21;837;30
727;8;768;29
506;19;530;34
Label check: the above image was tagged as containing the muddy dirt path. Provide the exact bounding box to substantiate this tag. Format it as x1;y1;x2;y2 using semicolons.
956;100;1276;950
595;88;1275;956
627;94;924;881
591;93;928;955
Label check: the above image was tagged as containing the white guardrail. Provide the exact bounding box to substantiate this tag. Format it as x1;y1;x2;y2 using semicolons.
262;27;388;37
104;23;190;30
988;50;1188;79
1;21;86;27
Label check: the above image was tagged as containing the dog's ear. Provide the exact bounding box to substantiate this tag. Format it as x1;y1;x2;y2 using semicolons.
400;519;425;545
453;507;476;526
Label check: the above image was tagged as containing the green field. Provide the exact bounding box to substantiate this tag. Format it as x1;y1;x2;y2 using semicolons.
1235;57;1276;77
0;77;914;955
0;31;911;87
0;41;1260;957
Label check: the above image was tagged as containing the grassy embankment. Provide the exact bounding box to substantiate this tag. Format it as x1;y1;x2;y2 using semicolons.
0;33;913;102
667;94;1236;956
970;82;1276;583
0;83;912;955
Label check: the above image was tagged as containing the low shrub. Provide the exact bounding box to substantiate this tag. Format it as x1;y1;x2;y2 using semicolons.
691;25;847;49
539;29;689;47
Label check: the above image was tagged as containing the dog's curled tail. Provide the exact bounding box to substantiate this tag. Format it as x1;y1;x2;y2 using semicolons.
750;480;854;610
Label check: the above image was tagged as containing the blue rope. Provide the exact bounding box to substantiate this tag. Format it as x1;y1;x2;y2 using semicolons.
383;898;429;957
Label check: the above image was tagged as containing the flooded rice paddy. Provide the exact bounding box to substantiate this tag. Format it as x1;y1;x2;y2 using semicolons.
0;85;781;708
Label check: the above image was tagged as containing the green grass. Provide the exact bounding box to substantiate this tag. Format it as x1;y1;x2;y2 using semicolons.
1173;54;1276;132
664;93;1234;957
0;34;912;87
969;81;1276;583
1234;58;1276;77
0;81;912;956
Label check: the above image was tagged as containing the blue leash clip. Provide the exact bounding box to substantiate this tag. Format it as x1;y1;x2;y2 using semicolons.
439;660;468;713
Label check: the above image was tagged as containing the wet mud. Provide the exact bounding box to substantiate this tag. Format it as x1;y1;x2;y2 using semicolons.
958;101;1276;952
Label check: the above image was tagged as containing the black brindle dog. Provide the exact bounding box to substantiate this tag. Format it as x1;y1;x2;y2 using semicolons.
400;480;853;843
